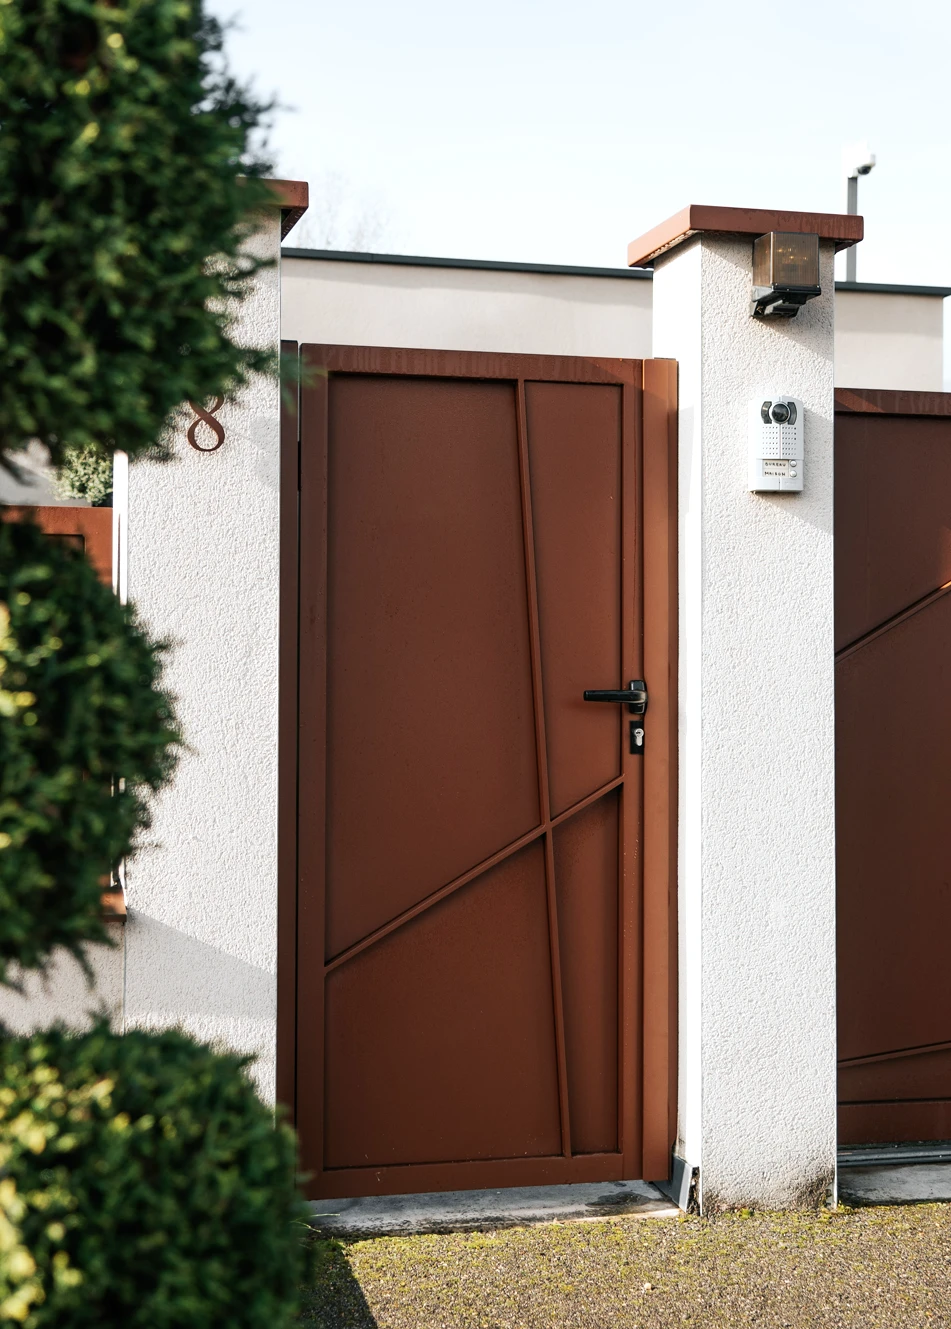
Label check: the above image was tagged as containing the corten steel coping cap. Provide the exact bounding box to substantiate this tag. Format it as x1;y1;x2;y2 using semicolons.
627;204;863;269
265;178;309;240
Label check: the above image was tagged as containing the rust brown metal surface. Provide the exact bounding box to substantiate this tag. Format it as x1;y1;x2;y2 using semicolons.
640;359;679;1178
553;793;620;1154
277;341;300;1119
324;841;561;1170
323;376;538;960
266;177;310;239
185;397;226;452
526;382;622;818
627;204;863;268
2;505;112;585
835;413;951;650
835;387;951;418
289;346;677;1197
100;888;127;919
836;404;951;1144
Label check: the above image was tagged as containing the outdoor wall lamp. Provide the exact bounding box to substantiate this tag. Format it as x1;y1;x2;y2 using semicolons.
751;231;820;318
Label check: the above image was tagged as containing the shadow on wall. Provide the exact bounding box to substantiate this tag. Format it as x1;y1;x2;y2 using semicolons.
0;925;124;1035
124;915;275;1025
300;1238;378;1328
124;915;279;1098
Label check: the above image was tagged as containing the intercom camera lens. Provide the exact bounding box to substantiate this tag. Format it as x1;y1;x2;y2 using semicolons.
770;402;791;424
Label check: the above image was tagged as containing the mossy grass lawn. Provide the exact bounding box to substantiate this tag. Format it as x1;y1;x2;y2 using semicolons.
303;1203;951;1328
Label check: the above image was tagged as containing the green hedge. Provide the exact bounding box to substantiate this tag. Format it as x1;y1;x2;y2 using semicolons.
0;1023;310;1327
0;0;274;470
0;519;179;979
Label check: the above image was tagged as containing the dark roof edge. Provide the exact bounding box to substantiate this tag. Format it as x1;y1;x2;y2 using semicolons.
280;247;653;280
835;281;951;297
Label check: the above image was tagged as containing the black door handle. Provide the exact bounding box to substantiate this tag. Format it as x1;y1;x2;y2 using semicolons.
582;680;648;714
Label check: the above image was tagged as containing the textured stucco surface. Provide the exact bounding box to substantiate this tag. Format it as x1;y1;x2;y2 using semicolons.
281;256;654;357
653;235;837;1209
124;214;282;1098
0;927;124;1034
653;242;703;1179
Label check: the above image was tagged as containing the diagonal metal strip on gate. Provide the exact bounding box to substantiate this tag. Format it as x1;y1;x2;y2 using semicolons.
323;773;626;975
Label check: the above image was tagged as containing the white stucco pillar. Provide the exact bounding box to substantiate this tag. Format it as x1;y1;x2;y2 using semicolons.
123;183;306;1100
631;206;860;1208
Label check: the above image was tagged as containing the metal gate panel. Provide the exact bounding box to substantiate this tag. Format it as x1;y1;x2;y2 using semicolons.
280;346;677;1197
323;375;539;959
835;409;951;650
836;389;951;1145
324;841;561;1169
1;506;112;585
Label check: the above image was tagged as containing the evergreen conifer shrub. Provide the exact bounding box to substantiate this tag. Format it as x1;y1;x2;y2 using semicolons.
0;0;275;471
0;519;179;980
0;1024;310;1327
0;5;309;1322
53;446;114;507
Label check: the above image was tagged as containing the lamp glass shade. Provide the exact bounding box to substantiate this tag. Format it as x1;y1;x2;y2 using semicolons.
752;232;820;288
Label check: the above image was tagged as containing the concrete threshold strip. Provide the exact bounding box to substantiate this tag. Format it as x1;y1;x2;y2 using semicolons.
309;1180;679;1239
838;1141;951;1206
311;1144;951;1236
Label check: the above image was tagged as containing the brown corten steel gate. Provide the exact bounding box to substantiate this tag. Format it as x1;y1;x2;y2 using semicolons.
836;387;951;1146
1;506;112;585
279;345;677;1199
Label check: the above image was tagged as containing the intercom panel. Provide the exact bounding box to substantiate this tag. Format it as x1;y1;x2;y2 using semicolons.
749;396;803;492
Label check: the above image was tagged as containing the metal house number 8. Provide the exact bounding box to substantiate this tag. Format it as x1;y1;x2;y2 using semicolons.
186;397;225;452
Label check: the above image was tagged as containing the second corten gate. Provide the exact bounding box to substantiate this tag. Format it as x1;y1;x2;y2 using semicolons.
279;346;677;1199
836;387;951;1146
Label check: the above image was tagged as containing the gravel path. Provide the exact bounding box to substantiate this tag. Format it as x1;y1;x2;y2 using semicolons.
302;1204;951;1327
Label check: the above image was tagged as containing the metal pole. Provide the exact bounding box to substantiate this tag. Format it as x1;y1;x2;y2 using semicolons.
846;176;858;282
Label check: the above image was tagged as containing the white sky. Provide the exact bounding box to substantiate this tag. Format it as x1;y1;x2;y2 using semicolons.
208;0;950;290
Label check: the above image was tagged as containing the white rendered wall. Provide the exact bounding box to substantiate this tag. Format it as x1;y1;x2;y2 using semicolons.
836;290;944;390
124;214;282;1099
0;928;124;1034
653;236;837;1209
281;256;653;356
282;255;942;394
